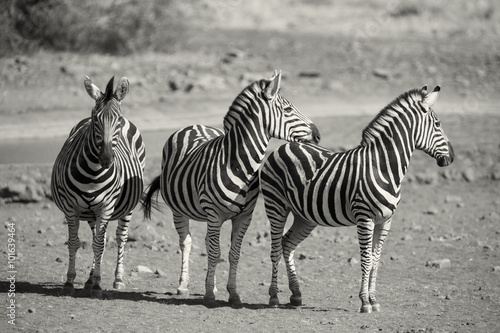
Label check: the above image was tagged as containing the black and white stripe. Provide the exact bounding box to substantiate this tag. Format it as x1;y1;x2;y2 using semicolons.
142;71;320;307
260;86;454;312
51;76;145;297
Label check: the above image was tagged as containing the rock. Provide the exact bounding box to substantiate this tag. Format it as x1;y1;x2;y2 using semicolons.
401;234;413;241
136;265;153;274
492;266;500;272
28;308;36;313
46;240;54;247
491;163;500;180
426;259;451;268
424;206;439;215
55;257;62;263
462;168;476;182
298;71;321;78
372;68;391;80
155;269;168;277
128;224;163;243
414;171;439;185
348;257;359;265
298;253;307;260
445;195;463;204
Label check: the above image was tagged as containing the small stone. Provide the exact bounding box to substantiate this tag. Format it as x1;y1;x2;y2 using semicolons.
372;68;391;80
37;229;45;234
28;308;35;313
445;294;452;300
42;202;52;209
401;234;413;241
46;240;54;247
445;195;463;204
462;168;476;182
492;266;500;272
55;257;62;263
424;206;439;215
155;269;167;277
136;265;153;274
298;253;307;260
348;257;359;265
426;259;451;268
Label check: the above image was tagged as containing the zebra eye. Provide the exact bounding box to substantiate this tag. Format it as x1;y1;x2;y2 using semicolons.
435;121;441;128
284;106;293;114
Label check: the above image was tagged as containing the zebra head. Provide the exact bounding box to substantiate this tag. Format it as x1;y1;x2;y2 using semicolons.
261;71;321;144
84;76;129;169
415;85;454;167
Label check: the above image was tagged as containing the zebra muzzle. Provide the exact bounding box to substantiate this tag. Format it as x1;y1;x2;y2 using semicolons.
99;147;115;169
437;142;454;167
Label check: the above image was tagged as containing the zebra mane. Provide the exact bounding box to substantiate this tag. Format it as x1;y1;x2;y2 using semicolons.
360;88;426;146
223;79;266;131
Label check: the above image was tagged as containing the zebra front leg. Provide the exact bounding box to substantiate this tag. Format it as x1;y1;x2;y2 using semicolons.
203;219;223;307
113;213;132;290
174;213;191;295
84;221;96;290
62;215;80;296
356;219;375;313
368;218;392;312
282;215;316;306
227;211;253;308
90;218;110;299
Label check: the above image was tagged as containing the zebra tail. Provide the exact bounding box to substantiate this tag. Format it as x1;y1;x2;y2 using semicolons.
141;175;162;220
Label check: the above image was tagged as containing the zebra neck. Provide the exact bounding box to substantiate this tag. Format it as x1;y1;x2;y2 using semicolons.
367;133;415;187
81;129;106;172
223;119;270;177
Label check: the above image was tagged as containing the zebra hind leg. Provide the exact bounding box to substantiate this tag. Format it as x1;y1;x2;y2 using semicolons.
356;219;375;313
226;210;253;308
268;212;287;308
113;213;132;290
174;213;192;296
62;215;81;296
282;215;316;306
203;216;223;308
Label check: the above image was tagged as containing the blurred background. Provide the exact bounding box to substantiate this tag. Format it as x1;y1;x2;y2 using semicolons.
0;0;498;163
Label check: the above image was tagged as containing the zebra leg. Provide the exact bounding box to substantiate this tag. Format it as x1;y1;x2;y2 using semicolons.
203;218;223;307
368;218;392;312
113;213;131;290
84;222;96;290
173;213;191;296
282;215;316;306
62;214;80;296
356;219;375;313
226;210;253;308
90;218;110;299
268;210;289;307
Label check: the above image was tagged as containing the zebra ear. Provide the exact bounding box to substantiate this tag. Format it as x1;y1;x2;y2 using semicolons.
84;76;102;100
421;85;428;94
422;86;441;111
263;70;281;100
114;77;129;101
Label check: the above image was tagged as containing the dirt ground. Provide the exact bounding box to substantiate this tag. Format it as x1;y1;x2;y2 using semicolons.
1;1;500;332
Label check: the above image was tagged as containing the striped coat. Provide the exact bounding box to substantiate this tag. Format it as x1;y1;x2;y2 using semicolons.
51;76;145;297
260;86;454;312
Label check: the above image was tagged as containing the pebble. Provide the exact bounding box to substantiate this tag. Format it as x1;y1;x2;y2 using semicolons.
55;257;62;263
426;259;451;268
462;168;476;182
444;195;463;203
424;206;439;215
28;308;36;313
401;234;413;241
492;266;500;272
136;265;153;274
46;240;54;247
348;257;359;265
155;269;167;277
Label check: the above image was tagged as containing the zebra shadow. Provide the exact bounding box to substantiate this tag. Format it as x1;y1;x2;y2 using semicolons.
2;281;269;309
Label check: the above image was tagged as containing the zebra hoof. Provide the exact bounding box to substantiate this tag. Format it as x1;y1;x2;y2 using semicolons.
177;288;190;296
113;281;125;290
360;305;372;313
290;295;302;307
61;283;75;296
371;303;381;312
90;287;103;299
229;295;242;309
269;297;280;308
203;296;217;308
84;281;93;290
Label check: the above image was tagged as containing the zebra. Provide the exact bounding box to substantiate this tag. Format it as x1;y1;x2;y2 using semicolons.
260;85;454;312
51;76;145;298
142;71;320;307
